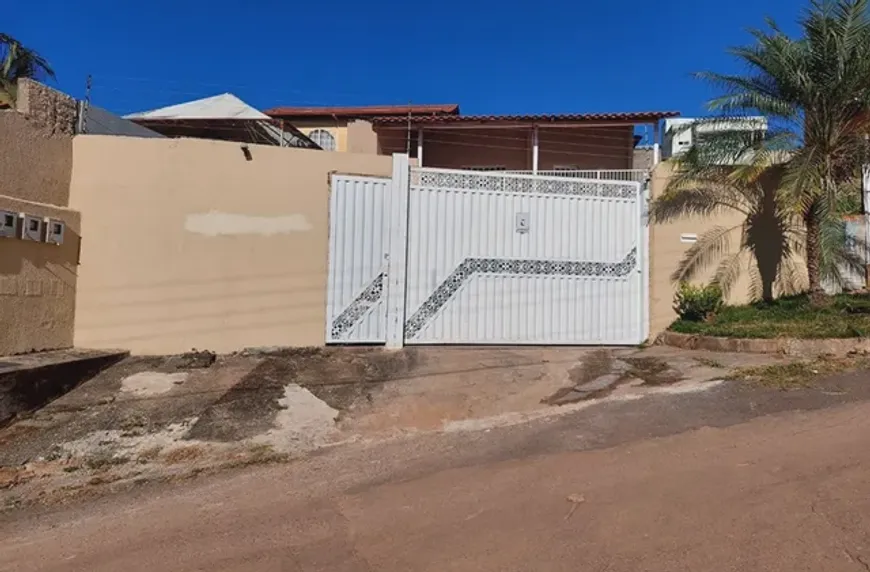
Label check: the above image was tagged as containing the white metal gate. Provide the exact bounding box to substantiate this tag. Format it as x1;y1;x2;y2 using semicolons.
325;161;648;346
402;168;646;345
325;174;390;344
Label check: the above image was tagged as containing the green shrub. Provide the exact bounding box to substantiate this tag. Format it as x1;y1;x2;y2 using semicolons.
673;282;723;322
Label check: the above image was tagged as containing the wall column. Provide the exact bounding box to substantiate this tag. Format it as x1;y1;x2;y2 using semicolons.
385;153;411;348
532;126;539;173
417;128;424;167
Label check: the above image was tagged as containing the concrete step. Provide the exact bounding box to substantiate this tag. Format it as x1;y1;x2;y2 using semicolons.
0;349;129;426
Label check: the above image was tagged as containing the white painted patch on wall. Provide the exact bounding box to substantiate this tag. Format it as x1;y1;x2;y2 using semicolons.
185;211;312;237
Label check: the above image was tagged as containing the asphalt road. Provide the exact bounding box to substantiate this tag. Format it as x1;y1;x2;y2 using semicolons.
4;382;870;571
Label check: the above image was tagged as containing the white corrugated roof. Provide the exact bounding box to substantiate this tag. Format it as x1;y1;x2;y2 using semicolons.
124;93;269;120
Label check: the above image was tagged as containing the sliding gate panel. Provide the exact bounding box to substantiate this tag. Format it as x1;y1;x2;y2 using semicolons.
403;168;644;345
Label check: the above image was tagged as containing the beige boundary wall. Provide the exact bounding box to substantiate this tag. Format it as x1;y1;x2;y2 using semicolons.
69;135;393;354
648;161;754;337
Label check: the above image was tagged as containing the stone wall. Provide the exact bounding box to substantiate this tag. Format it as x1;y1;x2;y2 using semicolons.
15;78;77;135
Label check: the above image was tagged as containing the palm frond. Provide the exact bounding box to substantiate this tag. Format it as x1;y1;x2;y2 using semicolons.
0;33;54;106
747;259;765;301
710;252;745;298
670;225;741;283
775;255;809;295
650;184;748;223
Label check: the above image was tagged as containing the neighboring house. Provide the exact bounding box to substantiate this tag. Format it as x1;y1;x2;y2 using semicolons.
126;94;319;149
663;116;768;160
265;104;460;153
267;104;679;178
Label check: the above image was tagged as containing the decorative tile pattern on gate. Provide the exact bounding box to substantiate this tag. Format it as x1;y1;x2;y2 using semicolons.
404;248;638;339
330;272;385;340
412;168;639;199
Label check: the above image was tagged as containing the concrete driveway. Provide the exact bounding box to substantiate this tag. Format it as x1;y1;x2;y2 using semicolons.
5;372;870;571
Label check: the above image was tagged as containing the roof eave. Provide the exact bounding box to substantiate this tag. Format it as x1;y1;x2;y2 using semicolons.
370;112;680;128
264;104;461;119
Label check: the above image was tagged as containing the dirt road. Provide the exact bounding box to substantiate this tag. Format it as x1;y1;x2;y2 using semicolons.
5;392;870;571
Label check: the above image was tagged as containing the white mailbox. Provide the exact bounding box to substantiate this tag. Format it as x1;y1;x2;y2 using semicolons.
21;214;44;242
0;210;17;238
45;218;65;245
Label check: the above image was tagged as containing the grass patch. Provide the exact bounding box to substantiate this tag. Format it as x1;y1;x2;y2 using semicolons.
670;293;870;339
728;356;870;390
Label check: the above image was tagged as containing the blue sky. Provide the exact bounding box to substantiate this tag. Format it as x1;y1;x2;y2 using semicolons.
8;0;801;117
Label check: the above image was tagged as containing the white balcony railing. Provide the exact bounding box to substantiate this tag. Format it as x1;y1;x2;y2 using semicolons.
503;169;649;184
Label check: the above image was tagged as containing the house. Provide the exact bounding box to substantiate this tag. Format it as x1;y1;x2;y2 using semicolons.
126;94;319;149
264;104;460;152
267;104;679;179
663;116;768;159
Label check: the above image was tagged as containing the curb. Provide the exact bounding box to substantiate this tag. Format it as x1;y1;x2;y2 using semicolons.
656;331;870;357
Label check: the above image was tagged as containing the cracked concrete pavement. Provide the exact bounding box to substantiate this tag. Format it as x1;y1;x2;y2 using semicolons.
5;361;870;570
1;345;764;507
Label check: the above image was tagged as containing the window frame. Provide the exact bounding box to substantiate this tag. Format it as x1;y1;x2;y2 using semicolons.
309;129;336;151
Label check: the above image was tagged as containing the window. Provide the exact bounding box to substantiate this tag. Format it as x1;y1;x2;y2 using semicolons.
309;129;336;151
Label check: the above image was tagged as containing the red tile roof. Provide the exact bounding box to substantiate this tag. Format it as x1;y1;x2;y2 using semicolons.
265;104;460;118
372;111;680;126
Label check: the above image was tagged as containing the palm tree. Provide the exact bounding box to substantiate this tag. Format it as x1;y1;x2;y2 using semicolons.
689;0;870;301
0;33;55;108
651;153;796;303
650;152;863;303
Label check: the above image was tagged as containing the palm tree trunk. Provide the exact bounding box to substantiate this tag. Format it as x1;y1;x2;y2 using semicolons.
805;201;824;303
761;275;775;304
